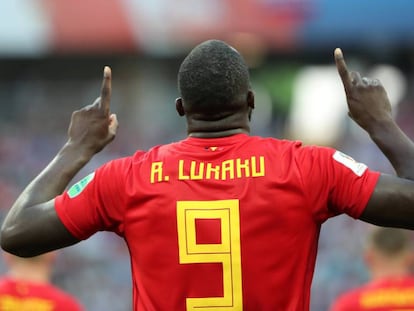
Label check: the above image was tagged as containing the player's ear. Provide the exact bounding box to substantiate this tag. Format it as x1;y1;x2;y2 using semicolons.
247;90;255;110
176;98;185;117
404;251;414;267
247;91;254;121
363;247;375;268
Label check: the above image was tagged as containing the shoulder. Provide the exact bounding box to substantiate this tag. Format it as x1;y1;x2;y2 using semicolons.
252;136;338;156
96;152;143;176
273;140;338;168
246;135;306;153
40;283;84;310
58;292;84;311
0;277;15;290
331;287;363;311
130;144;172;162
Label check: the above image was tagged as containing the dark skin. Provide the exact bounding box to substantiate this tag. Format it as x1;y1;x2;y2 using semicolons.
175;90;255;138
334;48;414;228
2;50;414;258
0;67;118;257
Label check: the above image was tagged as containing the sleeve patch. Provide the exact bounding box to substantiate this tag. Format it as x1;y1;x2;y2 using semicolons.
67;172;95;198
333;151;367;177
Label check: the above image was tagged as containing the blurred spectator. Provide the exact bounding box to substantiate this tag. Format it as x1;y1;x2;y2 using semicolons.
329;227;414;311
0;251;84;311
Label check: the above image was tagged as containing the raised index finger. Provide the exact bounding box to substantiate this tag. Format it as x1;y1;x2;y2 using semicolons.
100;66;112;115
334;48;352;91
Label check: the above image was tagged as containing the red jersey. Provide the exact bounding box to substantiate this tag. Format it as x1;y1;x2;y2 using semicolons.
0;277;84;311
55;134;380;311
330;277;414;311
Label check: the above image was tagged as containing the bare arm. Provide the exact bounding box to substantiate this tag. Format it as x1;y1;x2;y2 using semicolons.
335;49;414;179
1;67;118;257
360;174;414;228
335;49;414;227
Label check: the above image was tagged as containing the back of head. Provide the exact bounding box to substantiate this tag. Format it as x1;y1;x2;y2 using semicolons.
368;227;411;258
2;251;57;282
177;40;251;120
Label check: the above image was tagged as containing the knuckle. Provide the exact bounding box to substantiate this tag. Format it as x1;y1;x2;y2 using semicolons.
71;110;81;117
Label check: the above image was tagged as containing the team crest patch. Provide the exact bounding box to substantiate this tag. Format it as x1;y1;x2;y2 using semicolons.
67;172;95;198
333;151;367;177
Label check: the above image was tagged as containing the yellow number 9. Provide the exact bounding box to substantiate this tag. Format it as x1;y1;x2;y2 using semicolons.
177;200;243;310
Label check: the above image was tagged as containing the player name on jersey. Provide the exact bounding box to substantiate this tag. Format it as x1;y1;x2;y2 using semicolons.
150;156;265;183
361;288;414;308
0;295;54;311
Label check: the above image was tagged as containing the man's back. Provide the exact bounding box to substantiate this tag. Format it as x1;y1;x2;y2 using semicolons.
55;134;379;310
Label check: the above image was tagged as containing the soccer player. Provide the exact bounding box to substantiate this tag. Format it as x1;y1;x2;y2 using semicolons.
0;252;84;311
2;39;414;311
329;227;414;311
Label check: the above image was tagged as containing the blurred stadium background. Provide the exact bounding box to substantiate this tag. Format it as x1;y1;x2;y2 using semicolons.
1;0;414;310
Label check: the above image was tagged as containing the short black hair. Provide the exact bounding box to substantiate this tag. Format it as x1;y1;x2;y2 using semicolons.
369;227;411;257
178;40;250;117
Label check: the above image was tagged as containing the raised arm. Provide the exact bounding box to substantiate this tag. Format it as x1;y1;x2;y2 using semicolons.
335;49;414;228
0;67;118;257
335;49;414;179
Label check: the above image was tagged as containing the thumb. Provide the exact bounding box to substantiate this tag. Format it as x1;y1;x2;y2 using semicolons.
347;111;355;121
108;114;118;137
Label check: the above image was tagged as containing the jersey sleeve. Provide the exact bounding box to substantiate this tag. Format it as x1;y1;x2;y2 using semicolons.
297;146;380;223
54;156;133;240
